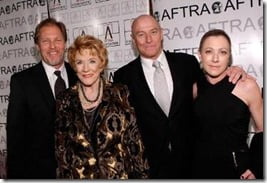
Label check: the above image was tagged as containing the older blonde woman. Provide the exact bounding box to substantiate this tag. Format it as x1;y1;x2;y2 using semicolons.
55;35;149;179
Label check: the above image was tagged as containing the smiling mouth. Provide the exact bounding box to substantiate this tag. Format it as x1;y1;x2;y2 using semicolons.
49;52;59;57
83;74;93;78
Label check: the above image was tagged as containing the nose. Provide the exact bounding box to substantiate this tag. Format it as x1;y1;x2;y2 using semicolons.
49;41;55;49
146;34;152;43
212;53;219;63
83;62;90;72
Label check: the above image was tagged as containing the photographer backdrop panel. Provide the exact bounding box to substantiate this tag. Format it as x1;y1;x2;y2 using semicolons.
151;0;263;142
0;0;149;178
152;0;263;87
0;0;262;178
45;0;149;80
0;0;48;178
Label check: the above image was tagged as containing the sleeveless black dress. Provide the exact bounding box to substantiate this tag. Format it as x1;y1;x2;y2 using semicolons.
192;76;250;179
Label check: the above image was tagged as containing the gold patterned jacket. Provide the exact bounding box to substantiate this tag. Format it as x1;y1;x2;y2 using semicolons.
55;80;149;179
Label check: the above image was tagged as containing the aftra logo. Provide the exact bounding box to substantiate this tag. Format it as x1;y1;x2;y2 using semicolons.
212;1;222;14
0;80;10;90
0;1;45;16
105;26;113;42
183;26;194;39
0;63;36;75
154;0;262;21
52;0;61;5
49;0;67;11
71;0;92;8
0;96;8;104
0;31;34;45
95;0;110;3
73;26;94;40
99;22;120;47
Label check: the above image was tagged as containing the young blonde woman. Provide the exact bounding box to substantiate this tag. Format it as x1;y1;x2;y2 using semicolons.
192;29;263;179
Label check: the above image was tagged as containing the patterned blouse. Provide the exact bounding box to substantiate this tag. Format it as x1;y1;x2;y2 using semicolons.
55;80;149;179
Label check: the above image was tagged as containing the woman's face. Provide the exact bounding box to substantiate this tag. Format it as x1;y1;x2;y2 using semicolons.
198;35;231;79
74;49;103;87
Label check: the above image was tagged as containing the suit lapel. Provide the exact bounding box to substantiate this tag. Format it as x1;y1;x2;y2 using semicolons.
65;62;77;87
33;63;55;110
165;52;182;118
135;59;152;97
133;57;167;117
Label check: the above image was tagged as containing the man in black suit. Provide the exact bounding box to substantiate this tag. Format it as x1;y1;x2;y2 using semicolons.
6;18;77;178
113;14;245;178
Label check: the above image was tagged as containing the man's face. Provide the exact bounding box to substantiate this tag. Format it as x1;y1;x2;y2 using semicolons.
36;25;66;69
131;16;163;60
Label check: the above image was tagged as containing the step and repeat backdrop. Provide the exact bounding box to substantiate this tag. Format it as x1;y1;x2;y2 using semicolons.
0;0;149;178
0;0;263;178
152;0;263;87
151;0;263;141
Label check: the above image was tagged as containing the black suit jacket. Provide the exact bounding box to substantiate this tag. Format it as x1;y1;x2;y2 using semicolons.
249;132;263;179
6;62;77;179
113;51;202;178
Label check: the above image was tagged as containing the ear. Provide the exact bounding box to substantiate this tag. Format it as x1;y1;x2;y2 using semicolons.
197;51;202;61
131;34;137;49
131;33;135;43
161;28;164;39
197;51;203;69
35;44;40;51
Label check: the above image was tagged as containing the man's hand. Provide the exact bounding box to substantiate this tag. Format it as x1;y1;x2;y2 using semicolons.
226;66;255;84
240;169;256;179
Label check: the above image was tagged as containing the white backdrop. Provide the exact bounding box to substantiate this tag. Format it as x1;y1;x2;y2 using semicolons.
0;0;149;178
46;0;149;80
0;0;263;178
152;0;263;87
0;1;47;177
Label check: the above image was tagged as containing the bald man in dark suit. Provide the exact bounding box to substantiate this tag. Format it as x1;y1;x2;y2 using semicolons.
114;14;246;179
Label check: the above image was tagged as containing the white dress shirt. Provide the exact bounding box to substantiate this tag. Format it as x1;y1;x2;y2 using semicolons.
141;51;173;101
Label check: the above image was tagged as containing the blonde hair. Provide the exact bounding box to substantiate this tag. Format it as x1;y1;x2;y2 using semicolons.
68;35;108;71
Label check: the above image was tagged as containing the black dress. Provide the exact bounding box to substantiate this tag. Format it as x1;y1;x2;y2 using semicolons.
192;76;250;179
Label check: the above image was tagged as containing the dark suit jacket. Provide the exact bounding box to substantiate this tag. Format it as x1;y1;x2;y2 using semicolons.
113;51;202;179
6;62;77;179
249;132;263;179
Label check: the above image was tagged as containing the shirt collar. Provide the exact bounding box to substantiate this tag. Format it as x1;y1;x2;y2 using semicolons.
42;60;65;77
140;50;167;68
